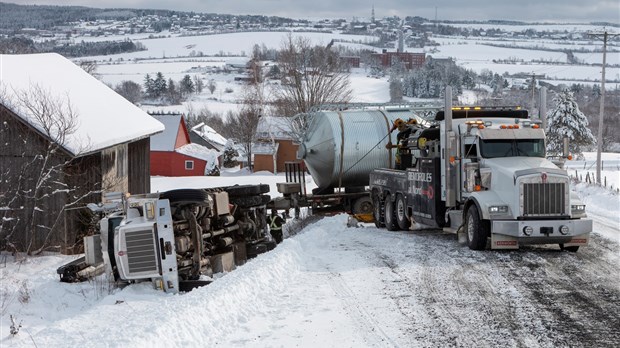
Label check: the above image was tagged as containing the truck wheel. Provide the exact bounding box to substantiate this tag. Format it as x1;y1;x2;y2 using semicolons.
353;196;373;215
373;195;384;228
225;184;269;197
230;194;271;208
384;195;399;231
161;189;209;204
395;194;410;231
560;244;579;252
465;205;489;250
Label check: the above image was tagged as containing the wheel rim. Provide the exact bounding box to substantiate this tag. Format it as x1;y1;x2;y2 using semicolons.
397;198;405;221
467;214;475;242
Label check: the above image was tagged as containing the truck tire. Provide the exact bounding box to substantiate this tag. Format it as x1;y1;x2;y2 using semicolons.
384;195;399;231
560;244;579;252
352;196;373;215
395;194;410;231
225;184;270;197
161;189;209;205
465;205;489;250
230;194;271;208
373;195;384;228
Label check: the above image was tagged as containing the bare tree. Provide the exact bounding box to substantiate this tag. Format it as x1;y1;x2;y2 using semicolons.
226;83;265;171
0;84;100;254
207;79;217;95
114;80;143;105
272;34;352;140
78;60;98;77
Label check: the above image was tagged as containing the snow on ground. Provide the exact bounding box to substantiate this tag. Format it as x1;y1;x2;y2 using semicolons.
1;156;618;347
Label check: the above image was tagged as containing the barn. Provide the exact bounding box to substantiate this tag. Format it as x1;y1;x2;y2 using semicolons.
0;53;164;254
150;114;221;176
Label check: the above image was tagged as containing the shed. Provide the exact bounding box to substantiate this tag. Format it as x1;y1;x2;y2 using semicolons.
0;53;164;253
252;116;299;174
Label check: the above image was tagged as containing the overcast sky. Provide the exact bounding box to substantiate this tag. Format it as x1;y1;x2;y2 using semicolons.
6;0;620;23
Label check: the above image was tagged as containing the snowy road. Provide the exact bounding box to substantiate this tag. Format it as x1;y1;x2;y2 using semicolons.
3;214;619;348
223;215;620;348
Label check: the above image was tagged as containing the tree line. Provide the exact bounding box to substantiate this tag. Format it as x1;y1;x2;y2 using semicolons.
0;36;145;57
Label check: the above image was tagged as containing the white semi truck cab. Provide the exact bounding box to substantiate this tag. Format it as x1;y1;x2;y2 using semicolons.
370;94;592;251
58;185;276;292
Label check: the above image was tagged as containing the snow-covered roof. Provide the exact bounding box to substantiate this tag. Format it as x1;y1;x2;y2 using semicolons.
255;116;294;140
175;143;220;163
191;123;227;151
150;114;183;151
252;141;278;155
0;53;164;157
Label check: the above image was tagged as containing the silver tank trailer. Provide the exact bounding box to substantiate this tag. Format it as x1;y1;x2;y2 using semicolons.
297;109;423;191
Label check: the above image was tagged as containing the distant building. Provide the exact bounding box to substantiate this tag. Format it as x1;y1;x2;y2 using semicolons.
371;51;426;70
339;56;361;68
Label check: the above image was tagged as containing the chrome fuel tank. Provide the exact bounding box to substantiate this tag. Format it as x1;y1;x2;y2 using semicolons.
298;109;422;190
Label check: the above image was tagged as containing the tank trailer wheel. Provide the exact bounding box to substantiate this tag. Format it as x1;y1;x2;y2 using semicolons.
395;194;410;231
465;205;489;250
384;194;399;231
353;196;373;215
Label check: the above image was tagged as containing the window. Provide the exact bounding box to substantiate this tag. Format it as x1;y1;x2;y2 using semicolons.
479;139;545;158
185;160;194;170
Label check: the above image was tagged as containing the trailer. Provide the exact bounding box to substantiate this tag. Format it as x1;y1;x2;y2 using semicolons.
271;103;442;219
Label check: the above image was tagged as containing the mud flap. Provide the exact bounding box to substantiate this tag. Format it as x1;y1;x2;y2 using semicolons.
491;233;519;249
562;234;590;247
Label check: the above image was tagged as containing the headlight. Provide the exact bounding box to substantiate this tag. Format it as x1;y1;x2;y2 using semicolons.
523;226;533;236
571;204;586;212
559;225;569;235
489;205;509;214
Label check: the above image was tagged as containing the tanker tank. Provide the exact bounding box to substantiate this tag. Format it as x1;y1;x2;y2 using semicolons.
297;108;428;191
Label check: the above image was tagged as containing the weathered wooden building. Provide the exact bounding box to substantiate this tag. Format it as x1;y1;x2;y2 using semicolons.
0;53;164;253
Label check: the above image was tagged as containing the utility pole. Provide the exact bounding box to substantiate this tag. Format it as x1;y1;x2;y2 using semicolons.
529;73;545;114
588;31;620;185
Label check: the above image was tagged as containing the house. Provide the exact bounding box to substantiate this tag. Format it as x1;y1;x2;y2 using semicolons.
189;122;227;152
371;50;426;70
0;53;164;253
252;116;298;174
150;114;220;177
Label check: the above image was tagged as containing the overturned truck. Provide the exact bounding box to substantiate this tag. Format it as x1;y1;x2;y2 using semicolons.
58;184;274;293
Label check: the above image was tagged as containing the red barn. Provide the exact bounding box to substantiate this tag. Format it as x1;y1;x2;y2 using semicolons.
150;114;220;176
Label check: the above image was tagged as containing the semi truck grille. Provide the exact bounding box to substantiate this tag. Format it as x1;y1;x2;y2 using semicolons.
522;183;566;216
125;229;159;274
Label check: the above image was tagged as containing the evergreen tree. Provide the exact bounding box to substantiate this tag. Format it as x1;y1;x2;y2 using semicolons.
180;74;195;96
153;72;167;97
166;78;181;104
144;73;155;98
222;140;239;168
545;89;595;159
389;72;403;102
